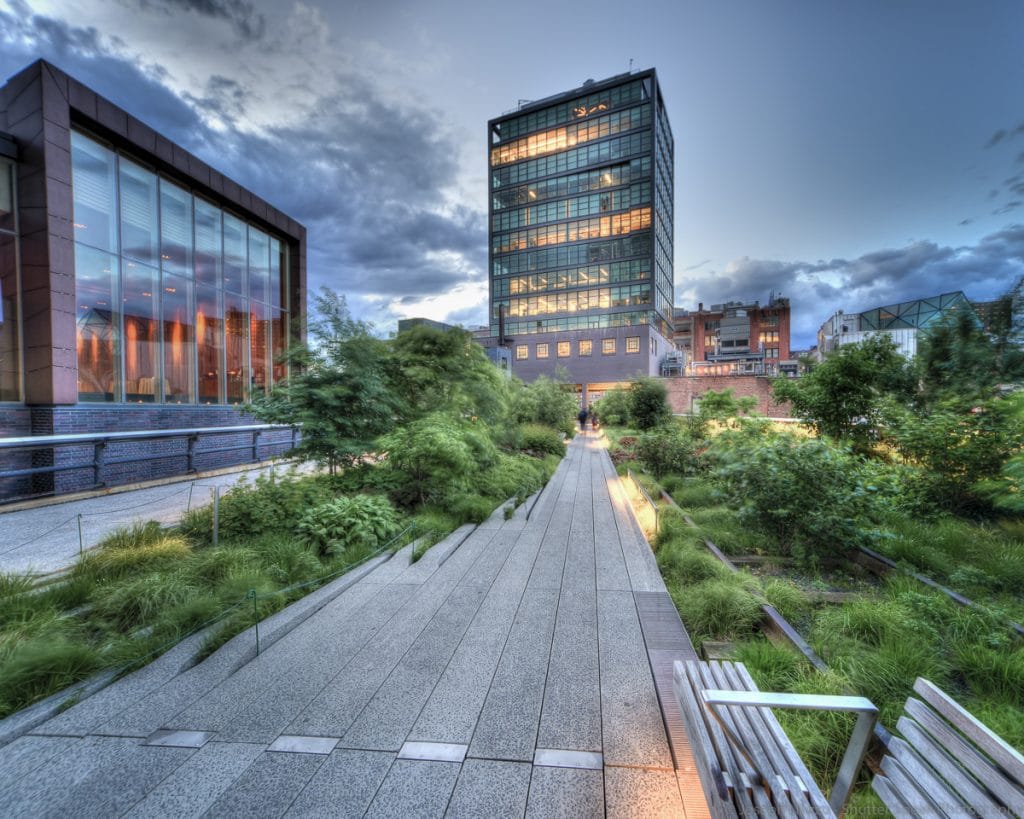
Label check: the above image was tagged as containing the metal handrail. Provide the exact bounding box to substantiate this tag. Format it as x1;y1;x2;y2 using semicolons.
0;424;290;449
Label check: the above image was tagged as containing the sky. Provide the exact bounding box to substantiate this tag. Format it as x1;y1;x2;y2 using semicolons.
2;0;1023;347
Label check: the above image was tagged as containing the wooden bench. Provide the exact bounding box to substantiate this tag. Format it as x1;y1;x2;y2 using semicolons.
673;659;877;818
872;677;1024;817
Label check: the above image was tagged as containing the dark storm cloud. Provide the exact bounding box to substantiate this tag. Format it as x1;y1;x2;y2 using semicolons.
679;226;1024;346
125;0;265;41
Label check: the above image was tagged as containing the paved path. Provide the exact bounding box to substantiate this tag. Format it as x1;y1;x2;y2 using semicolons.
0;462;308;576
0;433;706;817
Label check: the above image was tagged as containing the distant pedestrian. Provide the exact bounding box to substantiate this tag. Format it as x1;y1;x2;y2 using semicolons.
589;406;599;430
578;407;589;431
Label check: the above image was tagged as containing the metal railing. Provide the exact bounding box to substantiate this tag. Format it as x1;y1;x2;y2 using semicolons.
0;424;297;502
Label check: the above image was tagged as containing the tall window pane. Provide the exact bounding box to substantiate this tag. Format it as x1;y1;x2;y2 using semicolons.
122;260;159;402
223;213;246;294
119;159;158;265
250;300;270;396
159;179;192;278
269;237;283;308
0;170;20;401
271;308;287;386
194;199;222;287
71;133;118;252
197;285;224;403
75;244;118;402
225;292;248;403
162;273;194;402
247;228;269;303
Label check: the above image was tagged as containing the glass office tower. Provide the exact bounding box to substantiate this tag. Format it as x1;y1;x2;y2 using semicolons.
488;69;674;399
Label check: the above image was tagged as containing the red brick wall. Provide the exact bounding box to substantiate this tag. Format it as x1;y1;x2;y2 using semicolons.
660;375;794;418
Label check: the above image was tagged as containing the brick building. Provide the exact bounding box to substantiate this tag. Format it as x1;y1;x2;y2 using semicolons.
673;294;794;376
0;60;305;498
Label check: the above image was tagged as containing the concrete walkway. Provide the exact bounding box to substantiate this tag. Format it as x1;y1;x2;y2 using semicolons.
0;433;707;817
0;462;308;576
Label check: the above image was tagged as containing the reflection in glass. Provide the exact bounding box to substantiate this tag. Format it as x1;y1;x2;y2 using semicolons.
71;133;118;252
122;260;159;402
119;159;159;265
223;213;246;293
269;237;283;308
225;292;248;403
272;308;287;385
162;273;194;402
75;244;119;401
160;180;193;277
196;286;224;403
250;299;270;396
194;199;222;286
248;228;269;304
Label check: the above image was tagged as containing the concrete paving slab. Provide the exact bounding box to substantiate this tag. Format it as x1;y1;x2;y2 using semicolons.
525;765;604;818
203;750;324;817
598;590;674;769
604;765;686;818
284;749;394;817
364;759;461;819
445;759;531;818
0;734;81;791
123;741;264;818
0;735;195;817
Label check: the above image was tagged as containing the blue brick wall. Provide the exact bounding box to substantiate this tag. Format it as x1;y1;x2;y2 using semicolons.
0;405;296;501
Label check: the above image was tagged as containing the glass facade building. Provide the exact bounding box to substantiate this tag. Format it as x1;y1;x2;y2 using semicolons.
487;70;673;394
0;60;305;498
71;131;290;405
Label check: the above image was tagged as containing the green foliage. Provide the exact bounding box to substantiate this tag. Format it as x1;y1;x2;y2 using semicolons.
510;375;578;437
448;494;497;525
698;388;757;421
657;539;732;587
772;334;914;451
389;324;509;424
73;531;192;582
380;413;488;507
476;452;549;501
665;477;719;510
297;494;401;557
714;434;873;563
180;472;331;545
593;387;632;426
93;571;200;630
635;426;703;478
629;377;672;430
733;639;805;692
887;394;1024;515
762;577;811;623
0;638;101;717
249;288;398;471
519;423;566;456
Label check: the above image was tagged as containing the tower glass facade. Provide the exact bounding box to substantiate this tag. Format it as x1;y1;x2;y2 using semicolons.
488;71;673;348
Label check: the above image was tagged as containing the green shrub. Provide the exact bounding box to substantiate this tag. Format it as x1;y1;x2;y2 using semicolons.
635;427;702;478
510;375;578;437
251;536;324;587
74;534;192;582
0;638;101;716
658;542;732;586
954;644;1024;701
629;377;672;430
733;639;803;692
184;546;259;587
519;424;565;456
655;506;690;548
476;452;546;501
762;578;811;623
593;387;632;426
674;577;762;640
93;571;199;629
667;478;719;510
449;494;496;525
297;494;401;557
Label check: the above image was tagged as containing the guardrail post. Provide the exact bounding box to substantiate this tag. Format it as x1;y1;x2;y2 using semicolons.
247;588;260;655
290;425;297;451
77;513;84;555
187;433;199;473
251;429;261;463
93;440;106;487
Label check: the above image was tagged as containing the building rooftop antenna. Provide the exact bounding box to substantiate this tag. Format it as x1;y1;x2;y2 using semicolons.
629;57;634;73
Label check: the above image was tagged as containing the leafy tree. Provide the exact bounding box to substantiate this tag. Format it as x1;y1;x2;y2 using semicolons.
510;374;578;437
635;427;704;478
916;303;1024;403
698;388;758;423
388;325;508;424
772;335;914;451
249;288;398;473
630;377;672;430
593;386;632;426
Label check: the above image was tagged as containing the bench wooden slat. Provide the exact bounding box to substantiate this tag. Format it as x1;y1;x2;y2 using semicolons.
704;661;798;819
711;661;820;819
871;762;940;819
914;678;1024;788
904;697;1024;815
878;755;946;818
674;660;745;818
889;736;975;816
729;663;833;819
692;662;780;819
896;715;1004;816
